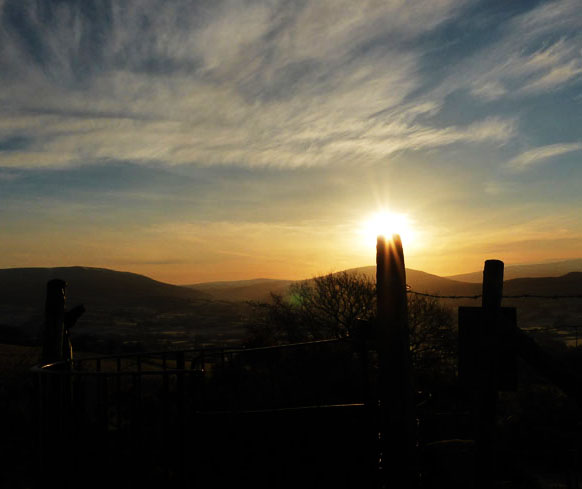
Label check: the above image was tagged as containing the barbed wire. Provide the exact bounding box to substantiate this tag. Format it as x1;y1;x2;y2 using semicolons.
406;289;582;300
407;290;482;299
526;325;582;332
503;294;582;299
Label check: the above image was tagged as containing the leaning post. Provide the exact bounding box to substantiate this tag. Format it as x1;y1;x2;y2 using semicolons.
476;259;504;488
376;234;416;487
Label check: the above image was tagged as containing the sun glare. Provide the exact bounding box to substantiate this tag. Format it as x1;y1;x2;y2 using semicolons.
360;211;416;247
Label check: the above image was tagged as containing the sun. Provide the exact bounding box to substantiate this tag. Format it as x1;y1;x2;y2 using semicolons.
360;211;416;247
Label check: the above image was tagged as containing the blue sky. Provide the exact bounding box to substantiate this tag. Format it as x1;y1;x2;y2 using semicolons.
0;0;581;283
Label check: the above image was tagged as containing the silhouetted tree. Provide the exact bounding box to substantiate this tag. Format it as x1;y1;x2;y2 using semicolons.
407;292;456;372
244;271;456;372
245;272;373;344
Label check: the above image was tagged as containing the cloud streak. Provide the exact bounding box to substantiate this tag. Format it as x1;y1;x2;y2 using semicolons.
424;1;582;105
0;0;518;169
508;142;582;171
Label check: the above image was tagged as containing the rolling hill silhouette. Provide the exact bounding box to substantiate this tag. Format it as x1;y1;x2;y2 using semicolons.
446;259;582;282
1;265;581;349
0;266;208;308
190;267;481;301
502;272;582;296
2;264;576;307
188;268;581;302
0;267;239;349
186;278;294;302
343;266;480;295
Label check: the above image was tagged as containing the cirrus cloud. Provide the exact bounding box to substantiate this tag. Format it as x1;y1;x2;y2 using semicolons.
508;142;582;171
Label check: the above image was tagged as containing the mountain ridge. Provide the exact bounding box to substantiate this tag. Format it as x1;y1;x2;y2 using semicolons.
0;266;209;307
446;259;582;283
2;263;581;304
186;278;294;302
1;266;581;349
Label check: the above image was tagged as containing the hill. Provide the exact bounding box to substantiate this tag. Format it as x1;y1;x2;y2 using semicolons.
189;267;582;304
0;267;246;350
0;266;209;308
187;278;294;302
342;266;479;296
324;268;582;334
188;268;582;341
190;267;478;302
503;272;582;296
446;259;582;283
2;266;581;351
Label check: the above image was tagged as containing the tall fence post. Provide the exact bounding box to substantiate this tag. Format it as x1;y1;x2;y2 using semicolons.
39;279;70;487
41;279;67;365
476;259;504;488
376;234;416;487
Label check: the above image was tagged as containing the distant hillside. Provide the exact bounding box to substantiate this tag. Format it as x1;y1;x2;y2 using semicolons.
503;272;582;296
343;266;479;295
0;267;245;349
190;267;479;302
345;267;582;297
187;278;294;302
186;267;582;318
446;259;582;283
0;266;209;308
3;266;581;351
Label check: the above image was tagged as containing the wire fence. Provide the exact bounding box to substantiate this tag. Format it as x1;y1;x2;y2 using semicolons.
407;289;582;300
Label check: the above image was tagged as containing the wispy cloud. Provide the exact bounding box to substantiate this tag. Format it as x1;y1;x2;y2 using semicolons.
520;58;582;94
430;1;582;103
2;0;582;173
470;81;507;101
2;0;516;169
508;142;582;171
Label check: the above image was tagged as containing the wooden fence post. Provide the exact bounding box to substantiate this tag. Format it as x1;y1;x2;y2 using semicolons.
39;279;70;487
41;279;67;365
376;234;416;487
476;259;504;488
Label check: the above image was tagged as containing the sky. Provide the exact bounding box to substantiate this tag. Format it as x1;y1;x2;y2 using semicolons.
0;0;581;284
